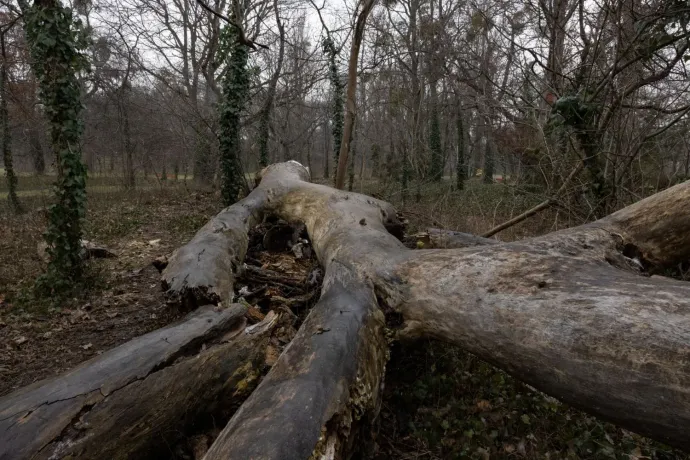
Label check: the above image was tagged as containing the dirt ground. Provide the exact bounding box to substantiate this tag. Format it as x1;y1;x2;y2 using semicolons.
0;186;219;396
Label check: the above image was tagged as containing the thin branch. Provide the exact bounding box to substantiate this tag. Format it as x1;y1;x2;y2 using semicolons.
195;0;268;50
482;161;586;238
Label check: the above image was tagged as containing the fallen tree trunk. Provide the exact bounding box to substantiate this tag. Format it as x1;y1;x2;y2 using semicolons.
3;161;690;458
161;161;310;309
0;304;294;460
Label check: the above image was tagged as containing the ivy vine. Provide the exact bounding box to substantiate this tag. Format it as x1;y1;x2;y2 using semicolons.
322;36;344;183
22;0;90;293
218;23;250;206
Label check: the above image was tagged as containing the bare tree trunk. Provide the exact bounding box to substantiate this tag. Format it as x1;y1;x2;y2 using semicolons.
334;0;376;189
323;116;330;179
0;27;21;213
257;0;285;167
29;128;45;175
120;93;135;189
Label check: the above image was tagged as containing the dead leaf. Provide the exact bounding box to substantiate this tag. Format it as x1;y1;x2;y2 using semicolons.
476;399;492;411
14;336;28;346
81;343;93;350
629;447;645;460
264;345;280;366
148;239;161;246
517;440;526;455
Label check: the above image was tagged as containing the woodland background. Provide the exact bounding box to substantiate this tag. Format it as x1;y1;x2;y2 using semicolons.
1;0;690;458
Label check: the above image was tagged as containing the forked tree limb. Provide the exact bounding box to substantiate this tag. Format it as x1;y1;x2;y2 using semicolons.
206;162;689;454
161;161;310;309
205;171;406;458
179;163;690;454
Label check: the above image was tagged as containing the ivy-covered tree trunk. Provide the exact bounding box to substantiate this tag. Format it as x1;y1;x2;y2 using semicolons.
456;108;466;190
219;27;250;206
323;37;344;184
0;28;21;214
20;0;89;290
576;128;610;217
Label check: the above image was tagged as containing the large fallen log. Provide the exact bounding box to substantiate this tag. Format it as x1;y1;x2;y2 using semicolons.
161;161;311;309
3;161;690;458
0;304;294;460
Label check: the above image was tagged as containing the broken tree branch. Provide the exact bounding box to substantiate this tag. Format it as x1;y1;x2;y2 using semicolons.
0;305;293;460
482;161;585;238
161;161;309;309
4;161;690;458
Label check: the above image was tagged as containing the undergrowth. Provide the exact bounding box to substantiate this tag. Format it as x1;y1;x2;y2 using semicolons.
377;342;687;460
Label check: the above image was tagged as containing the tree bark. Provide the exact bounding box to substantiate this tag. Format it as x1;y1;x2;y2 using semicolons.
0;304;293;460
0;27;21;214
3;161;690;457
257;0;285;167
334;0;376;190
161;161;310;309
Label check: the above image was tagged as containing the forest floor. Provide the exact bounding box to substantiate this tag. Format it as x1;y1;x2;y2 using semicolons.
0;181;219;395
0;176;687;459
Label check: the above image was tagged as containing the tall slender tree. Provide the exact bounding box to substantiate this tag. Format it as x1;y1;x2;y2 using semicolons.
257;0;285;167
335;0;376;189
0;21;21;213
